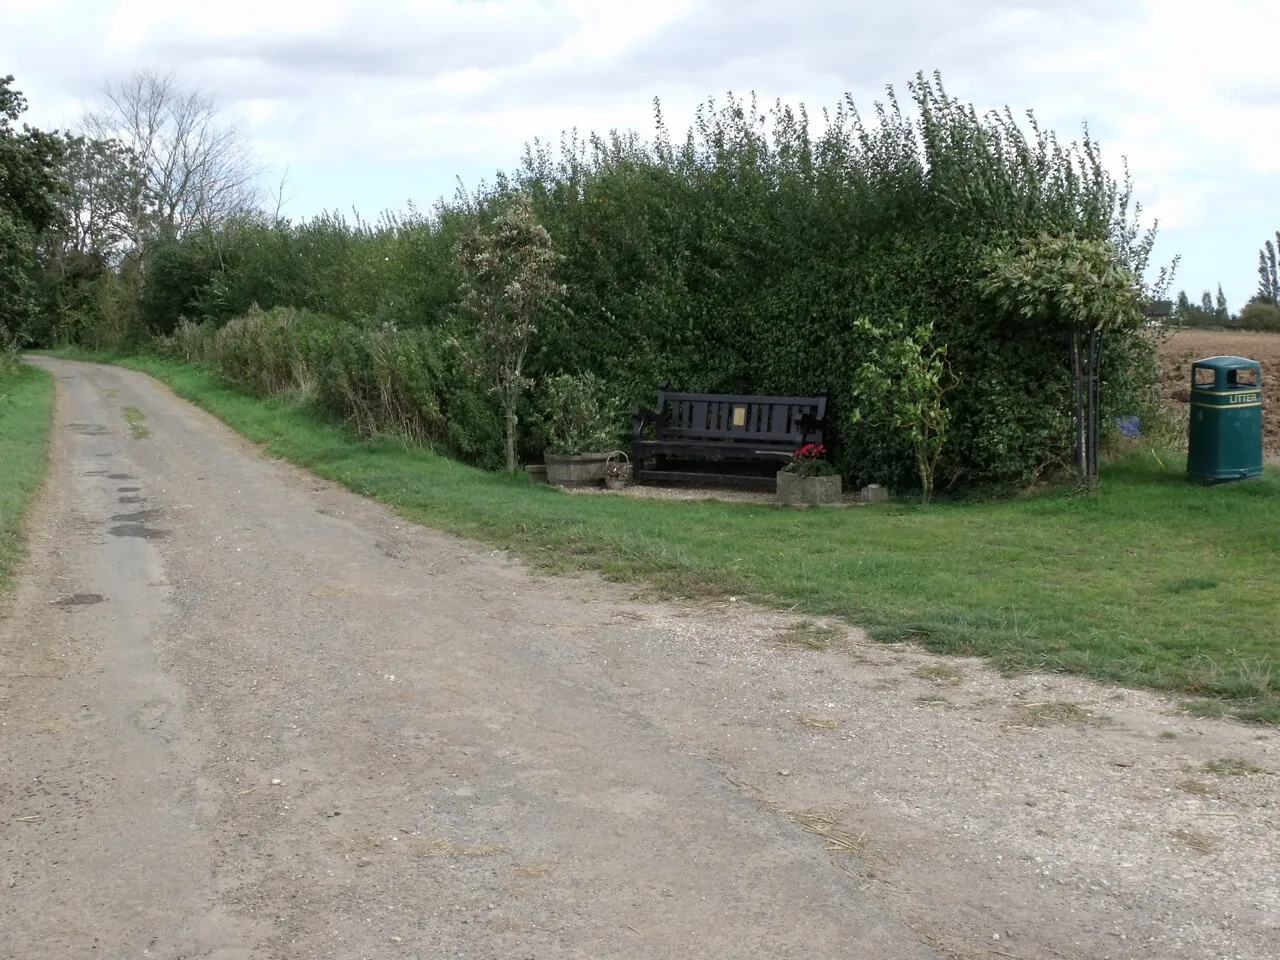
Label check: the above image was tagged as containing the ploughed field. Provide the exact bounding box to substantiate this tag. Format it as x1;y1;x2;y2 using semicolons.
1157;329;1280;456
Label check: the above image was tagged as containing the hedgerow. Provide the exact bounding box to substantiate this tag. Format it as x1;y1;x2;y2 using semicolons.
141;72;1170;489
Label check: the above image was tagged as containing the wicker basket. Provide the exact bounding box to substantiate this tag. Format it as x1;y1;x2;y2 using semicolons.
604;451;632;490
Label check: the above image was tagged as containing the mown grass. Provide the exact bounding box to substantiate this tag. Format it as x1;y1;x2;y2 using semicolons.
53;351;1280;722
0;364;55;593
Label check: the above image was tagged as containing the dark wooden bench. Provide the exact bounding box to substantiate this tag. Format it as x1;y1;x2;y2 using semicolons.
632;386;827;488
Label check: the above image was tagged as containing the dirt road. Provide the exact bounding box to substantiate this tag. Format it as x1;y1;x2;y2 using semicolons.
2;359;1277;960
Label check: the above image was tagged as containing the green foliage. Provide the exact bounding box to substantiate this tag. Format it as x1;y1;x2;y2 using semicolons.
1258;232;1278;306
1239;299;1280;332
513;76;1167;489
156;307;503;466
455;193;564;470
210;306;311;396
980;234;1144;332
154;317;216;364
184;207;470;329
980;234;1150;484
45;72;1171;491
0;323;24;379
779;442;838;478
0;76;66;343
28;134;147;349
1173;286;1233;328
138;233;224;334
850;319;956;504
537;371;622;454
0;77;63;233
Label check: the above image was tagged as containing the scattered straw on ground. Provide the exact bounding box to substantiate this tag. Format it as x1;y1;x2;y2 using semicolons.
796;714;844;731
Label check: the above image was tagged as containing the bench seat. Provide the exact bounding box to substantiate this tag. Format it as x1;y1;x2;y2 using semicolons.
632;387;826;488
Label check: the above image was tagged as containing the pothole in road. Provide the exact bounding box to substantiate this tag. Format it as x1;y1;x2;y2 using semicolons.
52;593;105;607
117;486;141;492
109;524;169;540
83;470;107;476
69;423;109;436
111;509;163;523
107;474;136;480
118;496;146;504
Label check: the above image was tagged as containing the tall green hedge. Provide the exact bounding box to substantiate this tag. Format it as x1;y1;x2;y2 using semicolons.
135;73;1169;490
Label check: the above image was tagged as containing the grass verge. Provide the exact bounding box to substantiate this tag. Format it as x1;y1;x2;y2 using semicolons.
49;351;1280;722
0;364;55;594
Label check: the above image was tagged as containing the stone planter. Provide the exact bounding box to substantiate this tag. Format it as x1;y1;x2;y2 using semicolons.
545;452;610;488
859;483;889;503
775;472;842;506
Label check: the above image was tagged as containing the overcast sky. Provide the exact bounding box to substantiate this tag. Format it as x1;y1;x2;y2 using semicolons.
5;0;1278;308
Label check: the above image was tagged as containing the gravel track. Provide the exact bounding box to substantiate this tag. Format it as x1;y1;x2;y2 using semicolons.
2;358;1277;960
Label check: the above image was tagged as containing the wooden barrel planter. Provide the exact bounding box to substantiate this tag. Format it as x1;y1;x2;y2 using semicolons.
544;452;610;488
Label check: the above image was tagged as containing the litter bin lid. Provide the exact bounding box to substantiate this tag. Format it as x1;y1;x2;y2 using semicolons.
1192;355;1260;370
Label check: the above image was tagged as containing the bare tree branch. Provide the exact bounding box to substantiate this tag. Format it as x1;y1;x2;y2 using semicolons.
270;164;296;224
82;68;261;255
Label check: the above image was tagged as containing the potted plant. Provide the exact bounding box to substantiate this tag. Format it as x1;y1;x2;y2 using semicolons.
776;442;842;505
540;372;620;487
604;452;632;491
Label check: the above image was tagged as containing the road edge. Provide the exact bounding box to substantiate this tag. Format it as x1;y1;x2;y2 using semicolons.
0;361;57;597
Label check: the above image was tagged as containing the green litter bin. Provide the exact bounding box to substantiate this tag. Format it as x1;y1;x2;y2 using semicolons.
1187;355;1264;483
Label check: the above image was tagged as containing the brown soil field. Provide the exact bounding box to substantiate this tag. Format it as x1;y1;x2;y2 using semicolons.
1157;329;1280;456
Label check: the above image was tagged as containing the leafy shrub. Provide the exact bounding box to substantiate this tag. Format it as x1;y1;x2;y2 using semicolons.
321;322;449;443
1239;300;1280;332
514;76;1169;489
119;73;1170;489
850;318;956;504
155;318;216;364
780;442;838;477
0;324;24;380
441;379;505;469
537;372;623;454
162;307;503;463
211;306;303;396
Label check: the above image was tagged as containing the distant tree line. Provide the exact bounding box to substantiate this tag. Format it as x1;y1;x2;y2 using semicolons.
1172;231;1280;331
0;69;260;351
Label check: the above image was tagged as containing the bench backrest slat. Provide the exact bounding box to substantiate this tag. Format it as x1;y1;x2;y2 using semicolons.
653;389;826;444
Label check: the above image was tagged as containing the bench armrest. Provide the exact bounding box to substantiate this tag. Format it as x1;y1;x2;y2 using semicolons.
796;410;825;441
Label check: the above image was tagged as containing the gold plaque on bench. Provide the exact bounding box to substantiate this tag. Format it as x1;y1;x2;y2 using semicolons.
733;406;746;427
